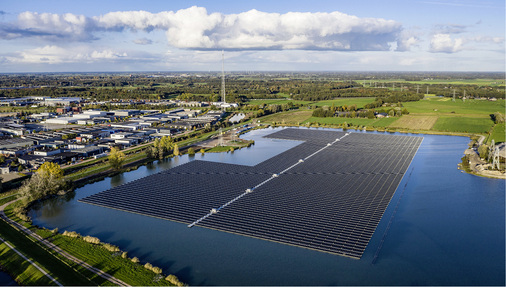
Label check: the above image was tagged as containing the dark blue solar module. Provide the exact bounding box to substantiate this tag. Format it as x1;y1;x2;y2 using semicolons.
79;129;423;258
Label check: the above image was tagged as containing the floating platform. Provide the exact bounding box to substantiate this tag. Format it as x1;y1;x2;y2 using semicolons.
79;129;423;259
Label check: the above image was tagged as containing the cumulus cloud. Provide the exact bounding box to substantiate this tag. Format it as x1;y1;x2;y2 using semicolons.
430;33;463;53
396;29;421;51
1;6;403;51
15;12;95;40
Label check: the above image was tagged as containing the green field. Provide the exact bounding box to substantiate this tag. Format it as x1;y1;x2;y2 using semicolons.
402;98;504;116
254;96;503;135
259;110;313;125
489;123;506;144
369;78;505;86
246;99;311;105
304;116;398;127
432;117;495;133
309;98;375;109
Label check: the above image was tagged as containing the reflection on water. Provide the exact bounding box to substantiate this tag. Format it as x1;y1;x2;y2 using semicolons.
29;127;505;286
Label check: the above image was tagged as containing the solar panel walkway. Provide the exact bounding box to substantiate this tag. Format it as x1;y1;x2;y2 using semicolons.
79;129;423;259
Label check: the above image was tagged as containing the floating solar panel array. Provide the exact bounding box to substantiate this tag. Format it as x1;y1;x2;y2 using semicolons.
79;129;423;259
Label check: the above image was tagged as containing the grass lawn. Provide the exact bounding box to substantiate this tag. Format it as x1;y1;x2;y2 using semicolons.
432;117;495;133
488;123;506;144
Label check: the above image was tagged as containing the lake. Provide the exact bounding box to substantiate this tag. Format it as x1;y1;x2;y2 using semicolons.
30;127;505;286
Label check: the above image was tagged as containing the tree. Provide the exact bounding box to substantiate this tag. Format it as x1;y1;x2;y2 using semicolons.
187;147;195;155
478;144;489;160
200;149;205;154
173;144;180;156
108;147;125;171
37;162;63;179
19;162;69;201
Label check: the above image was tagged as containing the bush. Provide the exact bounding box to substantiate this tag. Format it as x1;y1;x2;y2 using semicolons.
83;235;101;244
492;112;505;124
478;144;489;159
51;227;59;234
166;274;185;286
152;267;163;274
144;263;153;270
62;231;80;238
103;243;120;252
131;257;140;263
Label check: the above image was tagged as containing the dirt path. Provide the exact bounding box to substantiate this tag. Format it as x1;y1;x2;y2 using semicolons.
0;199;129;286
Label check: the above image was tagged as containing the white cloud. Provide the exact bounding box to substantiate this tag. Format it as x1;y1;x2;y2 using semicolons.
16;12;93;40
396;29;422;51
6;45;128;64
430;33;463;53
2;6;402;51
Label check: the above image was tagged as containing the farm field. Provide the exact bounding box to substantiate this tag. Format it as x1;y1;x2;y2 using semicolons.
309;98;375;108
256;96;503;135
369;78;505;86
260;110;313;125
402;98;504;115
247;99;311;105
304;116;398;127
389;115;438;130
432;117;495;133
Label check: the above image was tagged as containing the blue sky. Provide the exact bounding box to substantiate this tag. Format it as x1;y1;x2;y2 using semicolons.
0;0;504;72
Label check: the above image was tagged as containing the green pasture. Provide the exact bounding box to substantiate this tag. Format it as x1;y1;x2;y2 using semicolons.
488;123;505;144
402;98;504;116
246;99;311;105
432;117;494;133
309;98;375;109
368;78;505;86
304;116;398;127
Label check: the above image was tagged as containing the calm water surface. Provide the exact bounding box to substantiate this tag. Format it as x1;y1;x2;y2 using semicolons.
0;271;16;286
30;127;505;286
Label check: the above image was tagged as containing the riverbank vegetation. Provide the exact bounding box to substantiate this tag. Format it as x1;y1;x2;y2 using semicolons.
1;201;184;286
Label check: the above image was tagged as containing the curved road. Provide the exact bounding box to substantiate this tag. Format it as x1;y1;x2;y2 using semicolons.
0;199;129;286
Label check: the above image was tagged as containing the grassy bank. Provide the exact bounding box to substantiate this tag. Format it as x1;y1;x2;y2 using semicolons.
2;202;183;286
0;205;95;286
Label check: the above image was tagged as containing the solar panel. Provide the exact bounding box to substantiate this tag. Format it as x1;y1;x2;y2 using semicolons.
79;129;422;258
